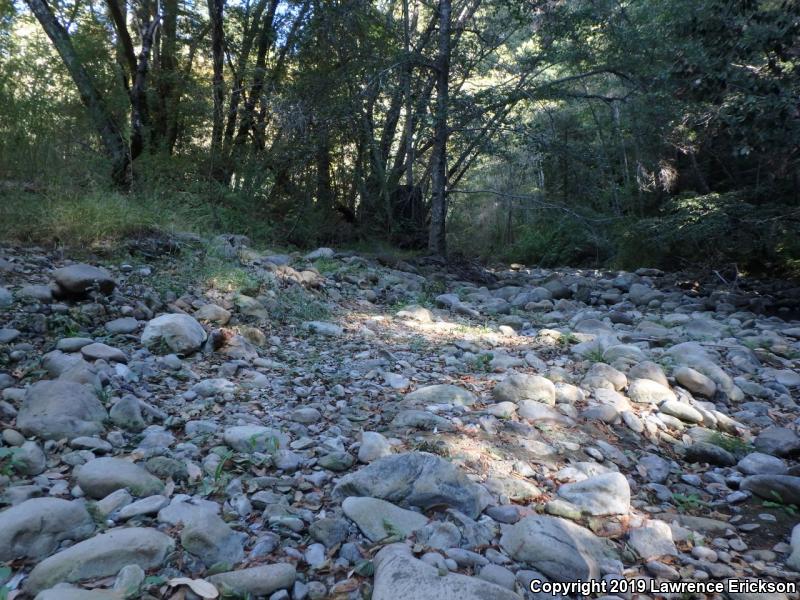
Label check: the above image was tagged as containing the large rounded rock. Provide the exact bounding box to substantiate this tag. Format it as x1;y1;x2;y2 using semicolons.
499;515;619;582
373;543;521;600
333;452;491;518
0;498;95;561
77;458;164;499
141;314;207;355
557;472;630;516
492;373;555;405
53;264;115;297
24;527;174;595
34;584;121;600
674;366;716;397
17;380;107;440
740;475;800;505
737;452;788;476
754;427;800;458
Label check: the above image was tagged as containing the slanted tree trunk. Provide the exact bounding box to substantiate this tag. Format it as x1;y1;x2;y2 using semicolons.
428;0;451;256
152;0;179;153
26;0;130;185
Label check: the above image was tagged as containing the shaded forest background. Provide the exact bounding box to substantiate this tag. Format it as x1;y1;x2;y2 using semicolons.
1;0;799;275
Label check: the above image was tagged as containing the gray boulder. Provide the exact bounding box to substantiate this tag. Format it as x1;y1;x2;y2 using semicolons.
500;515;619;582
53;264;115;297
0;498;94;561
342;496;428;542
557;472;630;516
740;475;800;505
373;543;521;600
17;380;107;440
333;452;490;518
77;457;164;499
24;527;173;595
141;313;207;355
492;373;556;405
404;384;477;407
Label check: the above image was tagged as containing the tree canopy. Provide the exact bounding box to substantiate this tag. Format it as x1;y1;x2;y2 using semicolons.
1;0;798;272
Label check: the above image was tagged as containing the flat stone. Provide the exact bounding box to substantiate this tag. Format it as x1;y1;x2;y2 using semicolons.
104;317;140;335
333;452;491;518
557;472;630;516
80;342;127;363
0;498;95;561
24;527;173;594
303;321;343;336
77;458;164;499
209;564;296;598
53;264;115;296
34;584;121;600
404;384;477;407
17;380;107;440
342;496;428;542
116;495;169;520
500;515;619;582
373;543;521;600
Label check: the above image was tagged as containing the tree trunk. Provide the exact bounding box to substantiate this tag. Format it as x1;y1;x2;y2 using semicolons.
207;0;226;178
152;0;178;152
428;0;451;256
129;2;158;162
26;0;130;185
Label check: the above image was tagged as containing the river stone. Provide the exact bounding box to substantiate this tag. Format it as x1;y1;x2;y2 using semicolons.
24;527;174;594
105;317;139;334
754;427;800;458
787;524;800;571
80;342;127;364
34;584;121;600
737;452;788;476
53;264;115;297
180;513;246;567
358;431;392;463
223;425;288;453
373;543;521;600
77;457;164;499
17;380;107;440
659;399;703;423
499;515;619;582
674;366;717;397
628;379;676;404
492;373;556;405
684;442;736;466
557;472;630;516
209;564;296;597
740;475;800;505
0;498;95;561
333;452;490;518
404;384;477;407
628;520;677;560
141;313;207;355
303;321;343;336
640;453;671;483
342;496;428;542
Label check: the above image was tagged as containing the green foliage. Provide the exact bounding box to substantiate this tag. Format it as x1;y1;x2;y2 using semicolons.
672;492;706;513
707;432;753;456
616;193;800;274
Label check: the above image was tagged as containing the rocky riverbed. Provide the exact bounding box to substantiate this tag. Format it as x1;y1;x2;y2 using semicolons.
0;235;798;599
